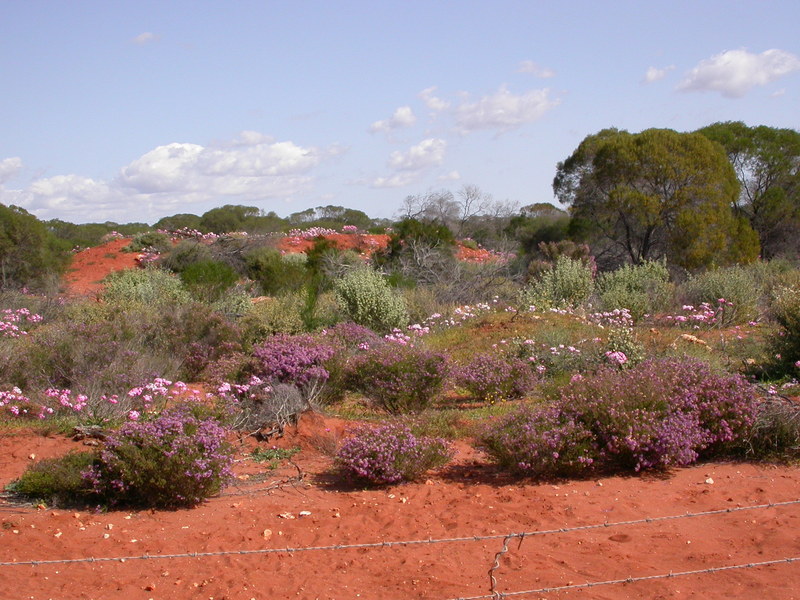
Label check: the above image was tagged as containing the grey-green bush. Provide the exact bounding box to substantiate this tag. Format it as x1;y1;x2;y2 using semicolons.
334;268;408;333
680;266;759;326
597;260;673;320
102;268;190;308
521;256;594;310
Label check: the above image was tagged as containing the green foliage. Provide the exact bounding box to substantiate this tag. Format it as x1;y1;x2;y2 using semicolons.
159;239;213;273
240;294;306;343
0;203;68;289
250;446;300;468
747;397;800;459
245;247;309;295
179;259;239;302
101;268;190;308
766;285;800;376
697;122;800;259
152;213;202;231
521;256;594;309
8;451;98;507
125;231;172;253
680;266;759;326
605;327;645;368
334;268;408;333
199;204;259;233
596;260;673;320
554;128;760;270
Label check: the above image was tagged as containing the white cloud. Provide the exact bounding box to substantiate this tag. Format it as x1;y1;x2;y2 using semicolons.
643;65;675;83
418;87;451;112
438;170;461;182
518;60;555;78
387;138;446;171
369;106;417;133
678;48;800;97
370;173;418;188
2;132;330;222
132;32;160;45
0;157;23;184
454;86;559;133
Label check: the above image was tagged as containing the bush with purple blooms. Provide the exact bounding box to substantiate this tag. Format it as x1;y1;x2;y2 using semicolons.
250;334;337;403
481;405;596;477
482;358;759;477
452;352;537;402
347;344;449;413
83;404;234;508
336;423;452;484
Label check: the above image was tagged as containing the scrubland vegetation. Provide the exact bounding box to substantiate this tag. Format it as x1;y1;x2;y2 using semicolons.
2;121;800;508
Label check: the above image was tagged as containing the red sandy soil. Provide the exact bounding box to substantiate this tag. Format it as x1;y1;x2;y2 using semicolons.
1;413;800;600
277;233;391;256
62;238;142;297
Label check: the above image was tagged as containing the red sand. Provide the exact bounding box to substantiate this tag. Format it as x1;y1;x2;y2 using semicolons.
62;238;142;297
2;413;800;600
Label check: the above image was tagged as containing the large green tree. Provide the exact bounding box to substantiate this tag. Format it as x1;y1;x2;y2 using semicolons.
553;128;759;270
696;121;800;258
0;204;68;288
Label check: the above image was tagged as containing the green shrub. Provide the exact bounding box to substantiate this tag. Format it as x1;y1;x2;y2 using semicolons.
8;451;98;507
766;285;800;376
240;294;306;343
680;266;759;326
521;256;594;310
596;260;673;320
747;397;800;459
180;259;239;302
160;239;212;273
245;247;309;295
334;268;408;333
125;231;172;253
102;268;190;308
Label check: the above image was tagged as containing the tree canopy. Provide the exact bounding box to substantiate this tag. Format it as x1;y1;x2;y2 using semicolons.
696;121;800;259
0;203;68;289
553;128;759;270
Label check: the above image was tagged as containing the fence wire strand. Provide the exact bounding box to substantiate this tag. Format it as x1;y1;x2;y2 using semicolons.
1;499;797;569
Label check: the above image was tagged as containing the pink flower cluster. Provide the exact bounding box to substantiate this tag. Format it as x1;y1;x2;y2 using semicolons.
1;308;43;338
604;350;629;366
662;299;733;329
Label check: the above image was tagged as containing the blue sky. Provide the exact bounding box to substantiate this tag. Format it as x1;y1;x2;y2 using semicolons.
1;0;799;225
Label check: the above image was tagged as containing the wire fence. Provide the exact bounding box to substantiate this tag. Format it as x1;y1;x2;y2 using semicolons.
2;498;799;598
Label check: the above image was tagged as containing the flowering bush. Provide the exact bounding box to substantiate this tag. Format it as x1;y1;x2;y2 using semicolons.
336;423;452;484
348;344;449;413
680;266;759;326
452;353;537;402
596;260;673;321
0;307;43;338
765;285;800;377
481;405;596;477
559;358;758;471
250;334;336;403
483;358;758;477
84;404;234;508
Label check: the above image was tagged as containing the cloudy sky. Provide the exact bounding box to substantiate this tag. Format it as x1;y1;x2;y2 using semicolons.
1;0;799;224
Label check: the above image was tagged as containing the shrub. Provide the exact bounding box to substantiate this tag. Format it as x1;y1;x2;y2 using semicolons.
766;285;800;376
180;259;239;302
245;247;309;295
481;405;596;478
521;256;594;310
560;358;758;471
84;404;234;508
680;266;759;326
102;268;190;308
452;353;537;402
596;260;673;321
336;423;452;484
8;451;98;507
347;344;448;413
334;267;408;333
218;380;308;432
250;334;336;403
240;294;306;343
125;231;172;253
747;397;800;459
159;239;213;273
603;327;645;368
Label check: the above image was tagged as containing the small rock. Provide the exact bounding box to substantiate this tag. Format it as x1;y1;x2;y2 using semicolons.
298;511;311;517
262;529;272;539
705;478;714;485
278;512;295;519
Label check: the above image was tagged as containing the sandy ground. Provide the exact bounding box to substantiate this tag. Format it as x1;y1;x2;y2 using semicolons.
2;412;800;600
